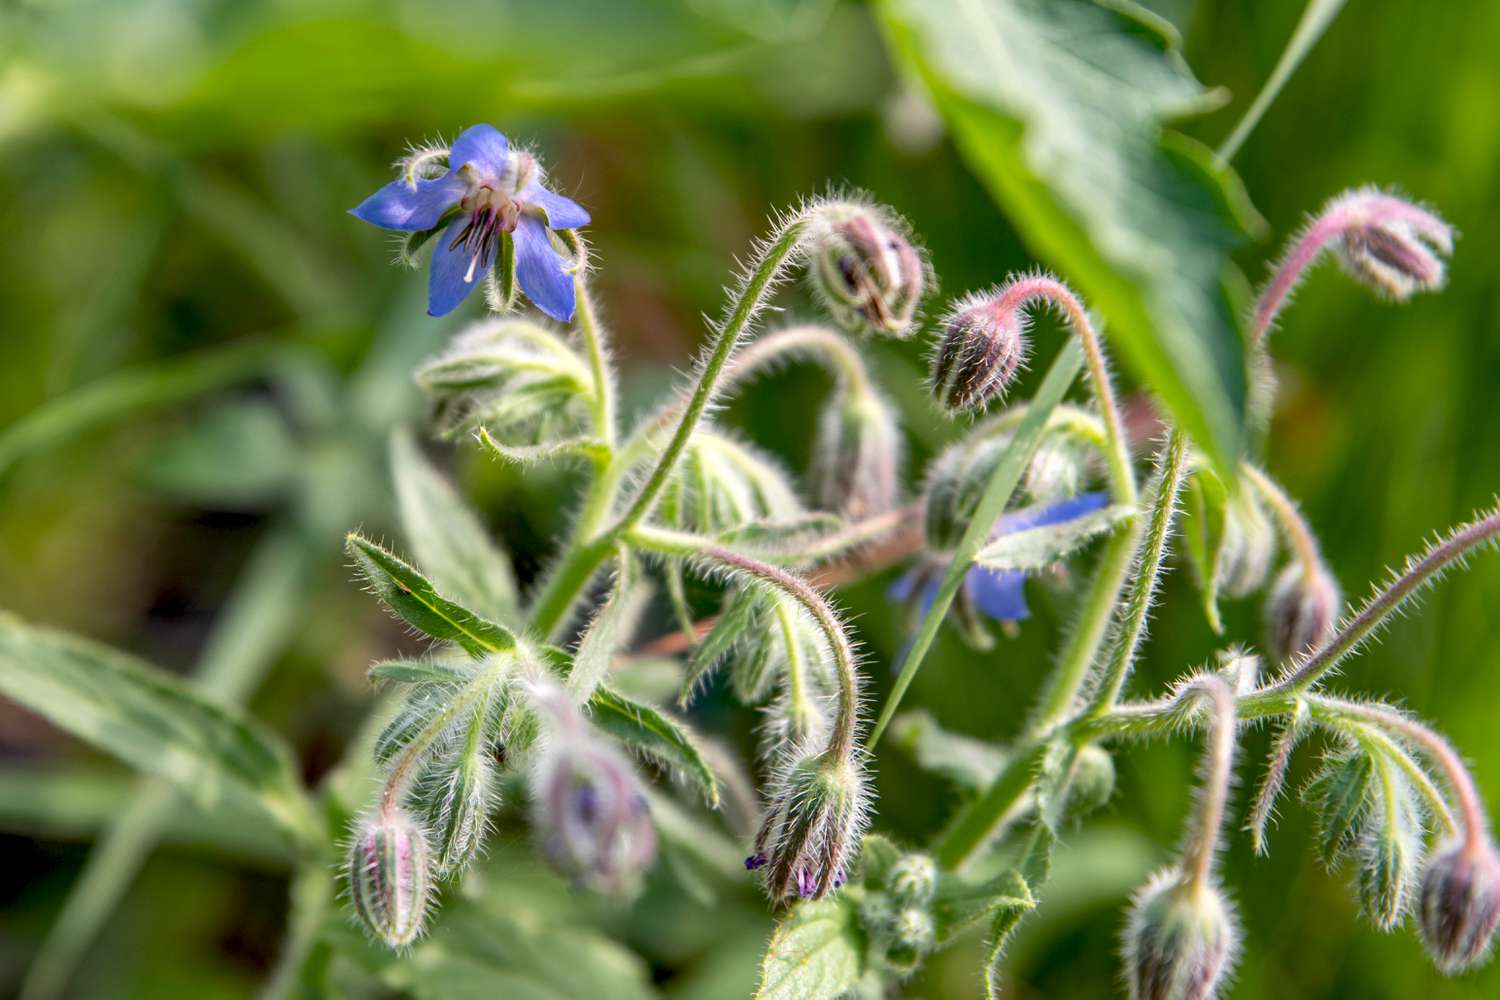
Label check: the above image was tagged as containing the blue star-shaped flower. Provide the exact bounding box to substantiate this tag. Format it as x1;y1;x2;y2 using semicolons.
351;125;590;321
891;491;1111;627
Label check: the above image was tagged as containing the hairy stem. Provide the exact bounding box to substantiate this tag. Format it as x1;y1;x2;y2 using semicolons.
1087;430;1189;713
1181;677;1237;891
1243;463;1324;585
562;231;617;451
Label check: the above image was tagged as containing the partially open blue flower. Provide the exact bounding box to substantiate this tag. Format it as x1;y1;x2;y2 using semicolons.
891;492;1110;637
351;125;590;321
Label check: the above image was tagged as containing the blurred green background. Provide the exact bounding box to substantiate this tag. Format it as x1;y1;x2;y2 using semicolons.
1;0;1497;997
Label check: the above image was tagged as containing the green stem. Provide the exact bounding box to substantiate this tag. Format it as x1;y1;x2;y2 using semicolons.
1087;431;1189;713
867;341;1086;749
1215;0;1348;164
562;231;617;451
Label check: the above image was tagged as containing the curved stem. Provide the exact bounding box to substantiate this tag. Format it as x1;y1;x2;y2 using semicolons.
724;324;874;397
615;216;813;532
1243;463;1323;585
1087;430;1189;713
700;545;860;759
1180;677;1237;891
1255;504;1500;697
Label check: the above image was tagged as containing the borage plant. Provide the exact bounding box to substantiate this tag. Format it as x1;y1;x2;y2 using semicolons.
331;124;1497;1000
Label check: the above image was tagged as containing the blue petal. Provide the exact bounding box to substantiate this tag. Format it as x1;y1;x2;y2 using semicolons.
350;173;465;231
513;214;576;321
426;217;484;317
450;124;510;174
993;491;1110;535
525;184;590;230
966;567;1030;622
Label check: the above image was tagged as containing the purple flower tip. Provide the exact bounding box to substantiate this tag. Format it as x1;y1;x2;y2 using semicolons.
745;853;768;871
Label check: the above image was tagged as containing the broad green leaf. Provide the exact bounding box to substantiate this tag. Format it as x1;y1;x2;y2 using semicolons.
588;686;720;807
756;898;865;1000
346;533;516;657
567;558;652;701
391;429;521;625
891;710;1007;792
0;615;311;843
878;0;1258;475
972;504;1132;572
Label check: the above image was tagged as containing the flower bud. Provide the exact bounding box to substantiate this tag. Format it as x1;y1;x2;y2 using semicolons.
1123;870;1238;1000
888;852;937;906
529;683;657;894
748;751;868;902
1024;429;1092;506
929;293;1030;415
1215;487;1275;599
1419;841;1500;974
886;906;936;971
1328;188;1453;301
1062;744;1116;822
348;809;433;949
923;435;1008;552
809;386;902;518
1263;562;1341;662
809;205;925;338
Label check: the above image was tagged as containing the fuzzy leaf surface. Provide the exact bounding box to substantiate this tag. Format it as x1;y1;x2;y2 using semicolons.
756;898;865;1000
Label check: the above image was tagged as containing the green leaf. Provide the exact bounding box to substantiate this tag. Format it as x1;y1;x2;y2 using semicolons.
587;686;720;808
856;832;906;891
567;558;652;702
878;0;1257;475
346;533;516;657
1181;469;1230;632
1303;747;1375;867
756;898;866;1000
933;867;1033;942
142;399;300;507
368;658;475;686
891;710;1008;792
972;504;1132;571
390;429;521;625
0;615;311;843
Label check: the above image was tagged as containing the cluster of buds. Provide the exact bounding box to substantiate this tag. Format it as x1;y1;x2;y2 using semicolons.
808;204;926;338
348;808;434;949
747;749;868;902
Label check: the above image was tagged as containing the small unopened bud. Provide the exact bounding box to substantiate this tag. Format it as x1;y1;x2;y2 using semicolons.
930;292;1030;414
1123;870;1238;1000
1025;430;1092;506
1062;745;1116;822
809;385;902;518
1264;562;1340;662
888;852;937;905
1419;841;1500;974
529;683;657;894
749;750;868;902
887;906;936;971
809;205;925;338
1215;487;1275;599
1327;188;1453;301
348;809;433;949
923;435;1008;552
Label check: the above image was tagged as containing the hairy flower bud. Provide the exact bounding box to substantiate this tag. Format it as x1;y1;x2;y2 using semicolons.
888;852;938;906
929;293;1030;414
886;906;936;971
348;809;433;949
1264;562;1340;662
923;435;1007;552
1327;188;1453;301
809;385;903;518
1419;841;1500;974
1062;744;1116;822
748;751;869;902
1024;429;1092;506
1216;487;1275;599
1123;870;1239;1000
809;205;925;338
529;684;657;894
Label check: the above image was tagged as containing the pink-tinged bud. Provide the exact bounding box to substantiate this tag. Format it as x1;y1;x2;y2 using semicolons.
929;292;1029;415
348;809;433;948
749;750;868;902
1123;870;1239;1000
1327;188;1453;301
809;205;925;338
1263;562;1340;662
1419;841;1500;974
